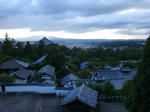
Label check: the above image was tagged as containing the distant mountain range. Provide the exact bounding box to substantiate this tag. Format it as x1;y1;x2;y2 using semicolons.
0;36;146;49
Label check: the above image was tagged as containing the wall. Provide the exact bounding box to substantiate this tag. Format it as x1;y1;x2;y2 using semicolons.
0;85;70;96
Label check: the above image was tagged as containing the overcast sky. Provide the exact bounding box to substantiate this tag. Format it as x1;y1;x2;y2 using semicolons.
0;0;150;40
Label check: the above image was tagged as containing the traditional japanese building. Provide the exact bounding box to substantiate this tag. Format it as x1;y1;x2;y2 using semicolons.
0;59;30;74
39;64;55;84
61;84;98;112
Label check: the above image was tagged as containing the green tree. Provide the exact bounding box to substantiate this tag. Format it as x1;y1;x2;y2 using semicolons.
121;80;133;97
2;33;16;56
24;41;34;60
78;69;92;78
103;81;115;96
0;74;15;83
16;42;24;57
125;37;150;112
36;40;46;57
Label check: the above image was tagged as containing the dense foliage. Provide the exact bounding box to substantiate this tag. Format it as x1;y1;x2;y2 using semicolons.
0;74;15;83
125;37;150;112
78;69;92;78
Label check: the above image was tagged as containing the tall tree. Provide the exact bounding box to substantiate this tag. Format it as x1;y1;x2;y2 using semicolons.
24;41;33;60
2;33;16;56
125;36;150;112
36;40;46;57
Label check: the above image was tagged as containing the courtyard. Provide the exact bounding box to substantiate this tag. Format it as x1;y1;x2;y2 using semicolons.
0;93;128;112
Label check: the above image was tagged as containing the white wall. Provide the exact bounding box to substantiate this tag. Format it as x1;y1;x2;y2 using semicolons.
56;89;70;96
0;86;71;96
0;86;55;94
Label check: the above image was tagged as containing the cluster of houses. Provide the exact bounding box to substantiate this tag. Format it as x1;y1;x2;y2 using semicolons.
61;62;137;90
0;58;55;85
0;58;136;90
0;58;136;112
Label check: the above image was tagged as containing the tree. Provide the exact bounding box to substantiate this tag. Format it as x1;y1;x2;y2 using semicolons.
78;69;92;79
16;42;24;57
2;33;16;56
36;40;46;57
103;81;115;96
24;41;34;60
125;36;150;112
0;74;15;83
121;80;133;97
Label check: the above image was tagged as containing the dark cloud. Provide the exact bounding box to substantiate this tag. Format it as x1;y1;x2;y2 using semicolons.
0;0;150;36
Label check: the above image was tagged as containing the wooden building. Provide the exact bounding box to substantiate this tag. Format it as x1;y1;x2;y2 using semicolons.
39;64;55;84
61;73;79;88
0;59;29;74
11;68;33;84
61;84;98;112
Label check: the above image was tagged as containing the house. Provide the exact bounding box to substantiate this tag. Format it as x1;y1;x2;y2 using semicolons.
104;65;112;70
11;68;33;84
0;59;30;74
39;64;55;84
94;69;137;90
61;84;98;112
121;67;130;73
111;67;121;71
33;55;47;64
61;73;79;88
80;61;89;70
94;70;122;81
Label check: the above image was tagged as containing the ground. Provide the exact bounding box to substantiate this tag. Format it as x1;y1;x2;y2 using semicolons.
0;94;128;112
0;93;61;112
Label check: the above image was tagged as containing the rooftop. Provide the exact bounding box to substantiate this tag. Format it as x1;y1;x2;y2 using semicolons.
0;60;30;69
39;64;55;76
11;68;33;79
61;73;79;85
61;84;98;108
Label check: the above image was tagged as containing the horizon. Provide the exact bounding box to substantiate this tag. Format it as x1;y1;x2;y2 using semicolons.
0;0;150;40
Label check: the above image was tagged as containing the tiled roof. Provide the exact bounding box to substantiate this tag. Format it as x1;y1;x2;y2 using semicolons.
0;60;29;69
95;69;137;90
61;84;98;108
61;73;79;85
80;61;89;70
39;64;55;76
33;55;46;64
11;68;33;79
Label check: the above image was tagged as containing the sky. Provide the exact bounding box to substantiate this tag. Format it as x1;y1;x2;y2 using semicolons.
0;0;150;41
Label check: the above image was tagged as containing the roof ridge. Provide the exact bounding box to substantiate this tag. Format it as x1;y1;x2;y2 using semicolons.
77;84;85;98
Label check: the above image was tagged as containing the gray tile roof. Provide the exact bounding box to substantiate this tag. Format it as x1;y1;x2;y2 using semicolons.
33;55;46;64
11;68;33;79
39;64;55;76
61;73;79;85
95;70;123;80
104;65;112;69
121;67;130;72
0;60;29;69
61;84;98;108
95;69;137;90
80;61;89;70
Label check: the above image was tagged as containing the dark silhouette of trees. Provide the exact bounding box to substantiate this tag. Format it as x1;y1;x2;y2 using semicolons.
125;36;150;112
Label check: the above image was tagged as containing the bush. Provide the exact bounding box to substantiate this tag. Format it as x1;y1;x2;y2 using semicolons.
78;69;92;78
0;74;15;83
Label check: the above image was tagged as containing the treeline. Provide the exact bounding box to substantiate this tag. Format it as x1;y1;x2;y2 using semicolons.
99;40;145;48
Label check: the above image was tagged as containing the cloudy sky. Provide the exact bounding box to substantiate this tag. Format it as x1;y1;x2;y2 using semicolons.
0;0;150;40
